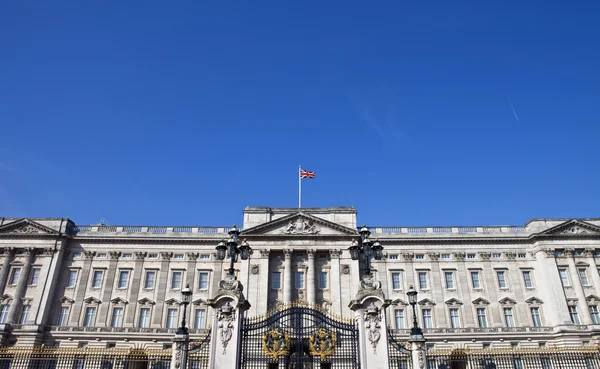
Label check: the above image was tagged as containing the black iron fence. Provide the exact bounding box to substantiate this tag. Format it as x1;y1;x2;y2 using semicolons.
426;346;600;369
387;329;413;369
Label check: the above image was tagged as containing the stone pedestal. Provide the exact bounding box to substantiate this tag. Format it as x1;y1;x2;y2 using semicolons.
207;275;250;369
171;332;189;369
409;337;426;369
349;275;392;369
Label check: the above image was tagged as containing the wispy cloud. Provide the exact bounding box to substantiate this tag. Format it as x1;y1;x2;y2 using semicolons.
508;96;520;122
357;102;387;141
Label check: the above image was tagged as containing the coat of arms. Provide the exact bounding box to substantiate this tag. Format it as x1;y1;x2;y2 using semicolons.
262;329;290;359
309;328;336;359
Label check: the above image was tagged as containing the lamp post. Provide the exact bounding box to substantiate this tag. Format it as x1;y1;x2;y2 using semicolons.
348;225;384;276
215;225;252;277
407;285;424;339
177;284;193;334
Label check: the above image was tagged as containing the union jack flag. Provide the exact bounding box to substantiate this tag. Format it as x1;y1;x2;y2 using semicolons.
300;169;315;178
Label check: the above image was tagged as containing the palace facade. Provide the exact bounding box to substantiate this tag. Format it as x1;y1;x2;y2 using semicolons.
1;206;599;350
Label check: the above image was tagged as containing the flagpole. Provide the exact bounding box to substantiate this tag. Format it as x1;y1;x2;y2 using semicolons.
298;165;302;208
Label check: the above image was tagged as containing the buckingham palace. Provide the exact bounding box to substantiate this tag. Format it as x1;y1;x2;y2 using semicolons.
1;206;600;353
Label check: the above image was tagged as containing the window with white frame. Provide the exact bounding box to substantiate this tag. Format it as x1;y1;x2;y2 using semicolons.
391;272;402;290
200;254;210;260
194;309;206;329
449;308;460;328
504;308;515;327
589;305;600;324
467;253;476;259
415;254;424;260
83;307;97;327
171;271;183;289
558;268;570;286
0;305;8;324
578;268;591;286
121;253;133;259
166;308;179;328
19;305;30;324
148;253;158;259
272;272;281;289
441;254;451;260
471;271;481;289
522;271;534;288
174;254;184;260
531;307;542;327
9;268;21;285
569;306;580;324
138;308;151;328
518;253;526;259
319;271;328;289
295;271;305;289
444;272;454;289
67;270;78;287
422;309;433;328
29;268;41;285
491;253;501;259
496;271;508;289
92;271;104;289
418;272;428;290
111;307;124;327
198;272;209;290
144;271;156;289
96;253;107;259
57;307;69;326
389;255;398;260
118;271;129;289
477;308;488;328
394;309;405;329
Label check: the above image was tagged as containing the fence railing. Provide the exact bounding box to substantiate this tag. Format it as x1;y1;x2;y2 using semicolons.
373;226;528;235
71;226;237;235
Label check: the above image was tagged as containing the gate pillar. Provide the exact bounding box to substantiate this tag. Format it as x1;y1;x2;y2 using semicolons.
349;275;392;369
171;331;189;369
207;276;250;369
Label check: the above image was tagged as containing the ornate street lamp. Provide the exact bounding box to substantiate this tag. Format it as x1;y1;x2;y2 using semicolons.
178;284;193;334
215;225;252;276
348;225;384;276
407;285;424;339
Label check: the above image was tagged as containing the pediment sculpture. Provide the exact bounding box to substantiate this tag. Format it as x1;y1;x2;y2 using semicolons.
281;218;320;235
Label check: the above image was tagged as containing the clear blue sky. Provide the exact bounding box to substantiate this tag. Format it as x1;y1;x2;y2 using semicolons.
1;1;599;226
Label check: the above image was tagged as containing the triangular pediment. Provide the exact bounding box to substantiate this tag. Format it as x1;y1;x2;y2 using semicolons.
499;297;517;305
472;297;490;306
138;298;155;305
110;297;129;305
391;298;409;306
241;212;358;236
83;296;102;304
59;296;75;304
0;219;59;236
164;298;181;305
192;298;208;306
418;298;436;306
525;297;543;305
0;294;12;303
587;295;600;304
540;220;600;236
445;298;463;306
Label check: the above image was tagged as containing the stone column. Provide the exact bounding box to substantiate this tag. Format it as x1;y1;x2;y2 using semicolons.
283;249;293;303
124;252;146;327
329;249;342;315
428;253;446;327
564;250;593;325
69;251;95;326
584;249;600;298
171;331;189;369
307;249;316;304
454;252;475;327
7;249;35;324
97;251;120;327
533;249;571;325
152;252;172;327
0;248;15;297
479;252;502;327
255;249;270;316
37;243;67;326
410;338;427;369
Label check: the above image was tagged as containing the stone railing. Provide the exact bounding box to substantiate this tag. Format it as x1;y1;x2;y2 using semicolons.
369;226;527;235
71;226;236;235
389;326;554;335
48;326;210;335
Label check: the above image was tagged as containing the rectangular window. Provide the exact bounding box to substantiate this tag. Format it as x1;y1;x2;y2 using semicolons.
589;305;600;324
391;272;402;290
92;271;104;288
477;308;488;328
83;307;97;327
194;309;206;329
138;308;150;328
497;271;507;289
171;271;182;289
415;254;424;260
0;305;8;323
491;253;501;259
522;271;534;288
30;268;41;285
295;271;305;289
569;306;580;324
148;253;158;259
19;305;30;324
441;254;451;260
67;270;78;287
9;268;20;285
144;271;156;289
198;272;209;290
578;268;590;286
271;272;281;289
118;271;129;289
174;254;184;259
96;253;107;259
394;309;405;329
504;308;515;327
58;307;69;326
200;254;210;260
467;253;476;259
166;308;178;329
122;253;133;259
445;272;454;289
389;255;398;260
422;309;433;328
471;271;481;289
558;269;570;286
518;253;526;259
449;308;460;328
531;307;542;327
111;307;124;327
319;271;328;289
418;272;428;290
